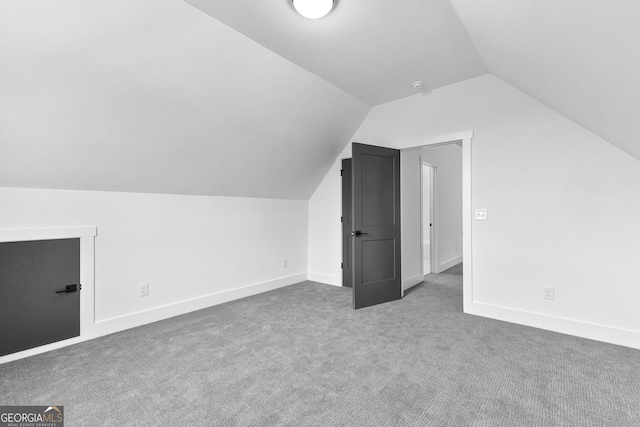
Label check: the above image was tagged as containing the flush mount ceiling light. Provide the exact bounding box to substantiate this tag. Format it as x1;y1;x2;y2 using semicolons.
412;81;425;90
292;0;334;19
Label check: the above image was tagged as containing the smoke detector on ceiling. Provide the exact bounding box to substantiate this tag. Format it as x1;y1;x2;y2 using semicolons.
412;81;425;90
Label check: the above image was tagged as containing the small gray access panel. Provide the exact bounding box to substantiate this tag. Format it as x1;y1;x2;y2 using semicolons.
0;238;80;357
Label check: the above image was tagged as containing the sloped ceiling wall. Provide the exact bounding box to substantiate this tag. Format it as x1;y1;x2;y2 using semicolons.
0;0;369;200
2;0;638;201
183;0;487;106
450;0;640;160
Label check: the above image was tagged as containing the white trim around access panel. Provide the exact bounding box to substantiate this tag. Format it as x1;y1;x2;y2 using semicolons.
0;226;97;243
0;226;97;365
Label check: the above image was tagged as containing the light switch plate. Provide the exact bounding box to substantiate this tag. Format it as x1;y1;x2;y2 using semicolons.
475;209;488;220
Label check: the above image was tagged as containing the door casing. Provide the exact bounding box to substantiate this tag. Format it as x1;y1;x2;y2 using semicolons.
421;161;437;276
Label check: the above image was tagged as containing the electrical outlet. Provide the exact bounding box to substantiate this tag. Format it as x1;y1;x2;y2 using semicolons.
543;286;554;300
139;283;149;297
475;209;488;220
282;259;288;268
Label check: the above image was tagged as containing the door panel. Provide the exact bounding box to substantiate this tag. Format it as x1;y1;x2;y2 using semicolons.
341;159;353;288
0;238;80;356
352;143;401;309
361;154;395;226
362;239;396;283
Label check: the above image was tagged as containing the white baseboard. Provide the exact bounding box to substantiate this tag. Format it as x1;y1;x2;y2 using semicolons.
0;273;307;365
465;300;640;350
403;273;424;292
308;272;341;287
93;273;307;333
439;256;462;272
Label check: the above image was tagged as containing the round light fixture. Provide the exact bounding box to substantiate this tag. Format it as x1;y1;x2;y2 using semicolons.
412;81;425;90
292;0;334;19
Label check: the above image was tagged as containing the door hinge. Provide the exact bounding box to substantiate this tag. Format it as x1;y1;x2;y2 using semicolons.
341;263;344;269
340;169;343;176
341;216;343;223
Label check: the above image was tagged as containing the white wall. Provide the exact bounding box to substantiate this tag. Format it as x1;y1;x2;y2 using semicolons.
401;144;462;290
0;0;369;200
308;161;342;286
308;74;640;349
0;187;307;363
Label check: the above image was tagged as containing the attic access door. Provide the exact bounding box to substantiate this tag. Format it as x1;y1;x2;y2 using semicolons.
352;143;402;309
0;238;80;356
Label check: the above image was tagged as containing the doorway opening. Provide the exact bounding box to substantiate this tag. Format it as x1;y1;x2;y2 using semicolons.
421;162;436;277
402;140;464;295
339;130;473;311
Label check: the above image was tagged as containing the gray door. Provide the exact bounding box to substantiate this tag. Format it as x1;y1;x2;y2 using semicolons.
0;238;80;356
342;158;353;288
352;143;402;309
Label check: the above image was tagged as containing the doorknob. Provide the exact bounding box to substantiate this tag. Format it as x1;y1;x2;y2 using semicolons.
352;231;369;237
55;284;80;294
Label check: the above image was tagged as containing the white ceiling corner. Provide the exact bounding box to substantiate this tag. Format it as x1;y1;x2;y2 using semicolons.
449;0;640;160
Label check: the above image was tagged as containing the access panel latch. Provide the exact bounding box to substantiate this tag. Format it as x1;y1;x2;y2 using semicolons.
55;284;81;294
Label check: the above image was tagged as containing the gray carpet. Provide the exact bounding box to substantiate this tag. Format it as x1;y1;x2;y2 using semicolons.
2;264;640;426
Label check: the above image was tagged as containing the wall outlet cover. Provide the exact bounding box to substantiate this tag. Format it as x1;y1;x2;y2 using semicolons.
139;283;149;297
475;209;488;220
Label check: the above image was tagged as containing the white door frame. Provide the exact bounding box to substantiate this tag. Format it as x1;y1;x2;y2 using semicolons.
401;131;471;311
420;160;438;276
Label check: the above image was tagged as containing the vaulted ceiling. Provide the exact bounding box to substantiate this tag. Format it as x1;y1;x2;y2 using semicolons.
183;0;487;106
1;0;638;199
449;0;640;161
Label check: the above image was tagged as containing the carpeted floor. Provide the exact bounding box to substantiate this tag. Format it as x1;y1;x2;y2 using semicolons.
1;264;640;426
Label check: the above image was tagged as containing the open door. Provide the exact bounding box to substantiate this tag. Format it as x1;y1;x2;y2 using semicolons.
352;143;401;309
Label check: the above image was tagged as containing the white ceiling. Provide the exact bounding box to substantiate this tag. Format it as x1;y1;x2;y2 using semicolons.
449;0;640;160
183;0;488;106
1;0;639;199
